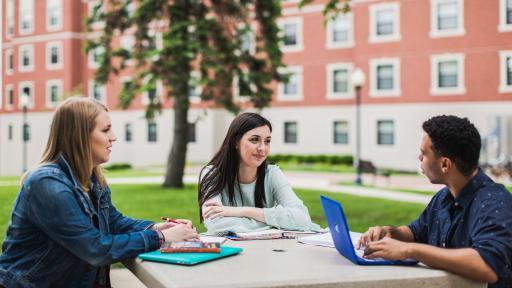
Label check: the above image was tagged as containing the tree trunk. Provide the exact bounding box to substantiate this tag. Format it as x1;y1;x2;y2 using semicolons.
162;94;189;188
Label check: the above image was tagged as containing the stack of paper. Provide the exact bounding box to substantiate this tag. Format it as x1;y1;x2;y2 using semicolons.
297;232;335;247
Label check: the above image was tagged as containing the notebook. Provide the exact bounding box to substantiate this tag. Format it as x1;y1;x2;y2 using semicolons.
225;229;317;240
320;195;418;266
138;246;243;265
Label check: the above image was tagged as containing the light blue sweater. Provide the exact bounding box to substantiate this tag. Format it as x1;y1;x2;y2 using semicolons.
202;165;322;235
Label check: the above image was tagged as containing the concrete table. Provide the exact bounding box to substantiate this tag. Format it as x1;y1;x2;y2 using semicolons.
124;239;485;288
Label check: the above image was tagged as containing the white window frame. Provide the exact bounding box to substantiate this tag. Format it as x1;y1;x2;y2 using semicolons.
142;79;163;105
233;72;251;102
326;63;354;99
332;120;350;145
238;23;257;55
88;0;106;29
430;53;466;95
5;85;14;110
88;80;107;104
369;2;401;43
326;13;354;49
369;58;401;97
18;81;35;109
46;79;63;108
499;0;512;32
278;66;303;101
88;46;105;69
188;71;202;103
283;121;299;144
18;45;34;73
46;41;63;70
19;0;34;35
6;49;14;75
376;119;396;146
430;0;465;38
499;50;512;93
278;17;304;53
6;0;15;38
46;0;63;31
120;35;135;65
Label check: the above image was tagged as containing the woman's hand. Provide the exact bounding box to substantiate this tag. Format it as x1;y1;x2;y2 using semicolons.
202;201;241;220
161;224;199;242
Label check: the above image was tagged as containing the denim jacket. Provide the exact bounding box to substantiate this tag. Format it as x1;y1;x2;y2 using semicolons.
0;156;160;288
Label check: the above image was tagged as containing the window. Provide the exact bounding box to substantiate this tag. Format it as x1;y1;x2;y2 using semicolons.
89;0;106;29
430;0;465;38
188;72;202;102
19;0;34;34
369;3;401;43
278;17;303;52
88;46;105;69
377;120;394;145
370;58;401;97
239;24;256;54
148;122;157;142
234;73;252;101
18;82;34;109
188;122;196;143
19;45;34;72
326;13;354;49
284;121;298;144
46;42;63;70
47;0;62;31
23;124;30;142
125;123;133;142
499;51;512;93
6;85;14;110
326;63;353;99
430;53;465;95
8;125;13;141
6;50;14;75
6;0;14;38
142;80;162;105
333;121;349;144
500;0;512;32
89;80;106;103
278;66;303;101
46;80;62;107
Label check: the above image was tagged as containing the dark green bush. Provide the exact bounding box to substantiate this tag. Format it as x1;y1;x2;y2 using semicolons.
267;154;353;166
104;163;132;171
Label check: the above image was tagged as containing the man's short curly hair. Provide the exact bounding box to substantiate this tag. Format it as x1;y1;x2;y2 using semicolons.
422;115;481;176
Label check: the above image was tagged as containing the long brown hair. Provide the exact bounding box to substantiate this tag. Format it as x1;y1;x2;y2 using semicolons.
37;97;108;189
198;112;272;221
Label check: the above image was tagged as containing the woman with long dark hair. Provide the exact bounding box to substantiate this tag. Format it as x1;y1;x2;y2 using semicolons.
198;112;320;235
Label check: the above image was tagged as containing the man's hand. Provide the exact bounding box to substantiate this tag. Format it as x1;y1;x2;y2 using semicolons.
161;224;199;242
152;219;194;231
202;201;241;220
357;226;393;249
363;237;412;261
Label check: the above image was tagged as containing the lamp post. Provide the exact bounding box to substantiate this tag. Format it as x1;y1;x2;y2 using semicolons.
351;68;366;185
20;92;29;173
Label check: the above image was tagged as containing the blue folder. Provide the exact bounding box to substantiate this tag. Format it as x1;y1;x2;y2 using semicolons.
138;246;243;266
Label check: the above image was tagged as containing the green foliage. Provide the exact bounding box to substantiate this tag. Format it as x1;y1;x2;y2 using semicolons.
103;163;133;171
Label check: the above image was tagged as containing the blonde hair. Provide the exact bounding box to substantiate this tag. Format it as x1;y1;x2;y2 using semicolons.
36;96;108;189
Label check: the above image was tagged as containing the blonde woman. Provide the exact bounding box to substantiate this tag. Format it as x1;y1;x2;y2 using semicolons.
0;97;197;288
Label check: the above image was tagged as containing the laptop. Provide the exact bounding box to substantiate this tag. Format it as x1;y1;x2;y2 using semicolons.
320;195;418;266
138;246;243;266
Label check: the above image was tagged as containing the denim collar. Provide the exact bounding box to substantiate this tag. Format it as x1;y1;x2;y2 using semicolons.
56;154;83;191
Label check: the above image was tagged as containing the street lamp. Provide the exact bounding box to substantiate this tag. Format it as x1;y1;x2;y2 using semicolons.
351;68;366;185
20;92;30;172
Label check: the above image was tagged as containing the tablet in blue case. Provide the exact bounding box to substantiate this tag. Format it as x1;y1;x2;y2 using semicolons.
138;246;243;266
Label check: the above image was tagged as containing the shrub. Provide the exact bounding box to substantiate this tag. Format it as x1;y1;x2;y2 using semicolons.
104;163;132;171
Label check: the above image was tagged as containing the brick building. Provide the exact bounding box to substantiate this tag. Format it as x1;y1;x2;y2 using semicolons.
1;0;512;176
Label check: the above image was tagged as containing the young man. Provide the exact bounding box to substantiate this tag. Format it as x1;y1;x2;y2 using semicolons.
357;115;512;287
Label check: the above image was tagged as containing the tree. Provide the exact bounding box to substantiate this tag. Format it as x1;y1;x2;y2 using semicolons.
86;0;285;188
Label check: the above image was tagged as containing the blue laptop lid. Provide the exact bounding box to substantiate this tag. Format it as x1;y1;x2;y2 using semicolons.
320;195;417;266
139;246;243;266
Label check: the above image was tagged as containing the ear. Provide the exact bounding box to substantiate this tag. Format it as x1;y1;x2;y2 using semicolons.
440;157;453;173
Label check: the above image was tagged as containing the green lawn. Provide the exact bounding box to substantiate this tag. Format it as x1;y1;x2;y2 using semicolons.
0;184;425;245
